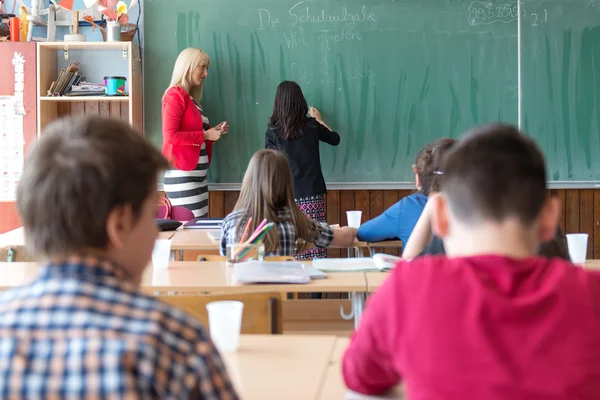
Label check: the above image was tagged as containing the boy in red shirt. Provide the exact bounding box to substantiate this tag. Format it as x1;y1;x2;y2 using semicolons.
343;124;600;399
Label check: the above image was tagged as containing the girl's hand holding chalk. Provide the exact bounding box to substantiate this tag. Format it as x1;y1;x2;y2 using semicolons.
309;106;322;122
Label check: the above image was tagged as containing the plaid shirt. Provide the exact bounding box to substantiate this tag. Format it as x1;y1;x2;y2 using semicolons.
220;208;334;257
0;257;238;399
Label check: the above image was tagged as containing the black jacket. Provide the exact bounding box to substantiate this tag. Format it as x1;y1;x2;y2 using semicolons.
265;117;340;198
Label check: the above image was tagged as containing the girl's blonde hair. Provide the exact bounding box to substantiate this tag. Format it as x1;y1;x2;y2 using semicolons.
164;47;210;103
234;150;317;253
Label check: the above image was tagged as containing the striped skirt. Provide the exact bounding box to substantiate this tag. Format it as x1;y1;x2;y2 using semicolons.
295;194;327;259
163;145;209;218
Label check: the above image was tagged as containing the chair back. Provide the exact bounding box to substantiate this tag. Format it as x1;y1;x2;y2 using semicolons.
158;291;283;334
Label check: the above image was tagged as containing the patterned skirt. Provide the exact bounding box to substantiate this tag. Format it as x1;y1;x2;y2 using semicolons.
163;145;209;218
295;194;327;259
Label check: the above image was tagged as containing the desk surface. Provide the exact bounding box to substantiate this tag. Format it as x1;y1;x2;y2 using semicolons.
147;262;368;293
0;261;368;293
0;227;176;248
169;228;402;251
224;334;337;400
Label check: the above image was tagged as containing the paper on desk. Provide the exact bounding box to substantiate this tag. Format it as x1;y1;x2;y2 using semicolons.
313;258;382;272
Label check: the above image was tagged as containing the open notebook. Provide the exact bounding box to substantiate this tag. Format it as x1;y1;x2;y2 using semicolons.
313;254;400;272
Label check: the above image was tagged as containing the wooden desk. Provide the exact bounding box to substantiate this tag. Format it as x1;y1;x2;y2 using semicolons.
0;227;176;248
145;262;368;294
223;335;337;400
318;337;349;399
0;261;369;328
366;260;600;292
168;229;403;260
317;337;404;400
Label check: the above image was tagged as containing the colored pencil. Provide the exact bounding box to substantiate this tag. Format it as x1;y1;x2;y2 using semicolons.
240;217;253;243
237;223;274;262
234;218;268;258
244;218;267;243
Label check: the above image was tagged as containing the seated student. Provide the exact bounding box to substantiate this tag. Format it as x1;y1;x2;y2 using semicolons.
403;196;570;260
356;137;456;245
3;117;238;398
220;149;356;257
343;124;600;398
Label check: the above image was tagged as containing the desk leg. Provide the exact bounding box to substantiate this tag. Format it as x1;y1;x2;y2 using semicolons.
177;250;184;261
348;292;366;330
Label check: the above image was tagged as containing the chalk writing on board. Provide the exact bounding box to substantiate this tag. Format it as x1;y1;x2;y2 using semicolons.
288;2;376;28
258;9;280;29
284;31;309;48
317;28;362;51
467;0;526;26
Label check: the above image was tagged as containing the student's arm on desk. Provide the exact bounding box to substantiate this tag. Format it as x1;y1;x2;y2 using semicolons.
356;201;404;242
401;195;437;260
331;227;358;248
343;268;401;395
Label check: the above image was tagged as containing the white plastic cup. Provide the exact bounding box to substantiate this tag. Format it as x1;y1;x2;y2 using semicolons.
346;211;363;228
566;233;588;265
206;301;244;352
151;239;171;269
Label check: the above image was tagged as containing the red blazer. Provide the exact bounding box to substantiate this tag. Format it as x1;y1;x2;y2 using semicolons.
161;86;214;171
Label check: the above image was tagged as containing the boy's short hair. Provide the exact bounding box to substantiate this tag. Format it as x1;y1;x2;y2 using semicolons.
17;116;169;258
442;123;547;225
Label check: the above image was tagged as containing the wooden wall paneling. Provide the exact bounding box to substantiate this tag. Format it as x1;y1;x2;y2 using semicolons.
355;190;370;224
98;101;109;117
208;191;224;218
383;190;399;210
368;190;387;255
326;190;341;258
565;190;580;234
552;189;567;235
594;190;600;259
120;102;129;122
579;189;594;259
109;102;120;118
398;190;413;201
339;191;355;257
340;191;355;226
84;101;99;116
223;191;239;215
70;101;85;118
56;102;69;118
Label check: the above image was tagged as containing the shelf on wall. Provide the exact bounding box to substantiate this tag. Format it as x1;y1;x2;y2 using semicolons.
39;96;129;102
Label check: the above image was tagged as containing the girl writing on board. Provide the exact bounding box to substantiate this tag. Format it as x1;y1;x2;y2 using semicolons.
161;48;229;218
357;138;456;245
265;81;340;259
220;150;356;258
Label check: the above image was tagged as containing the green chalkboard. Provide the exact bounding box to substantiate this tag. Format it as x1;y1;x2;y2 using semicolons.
144;0;599;183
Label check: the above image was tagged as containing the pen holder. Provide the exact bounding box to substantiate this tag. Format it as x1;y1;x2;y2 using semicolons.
226;242;265;266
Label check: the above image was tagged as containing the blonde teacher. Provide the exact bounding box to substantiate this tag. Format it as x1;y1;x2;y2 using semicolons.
161;48;228;218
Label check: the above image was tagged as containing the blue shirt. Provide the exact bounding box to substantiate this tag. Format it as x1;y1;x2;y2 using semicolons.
357;193;428;245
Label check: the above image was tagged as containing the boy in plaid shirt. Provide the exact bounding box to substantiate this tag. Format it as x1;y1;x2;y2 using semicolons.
0;116;238;399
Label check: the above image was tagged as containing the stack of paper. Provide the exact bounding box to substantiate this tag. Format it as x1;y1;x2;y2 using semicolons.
233;261;311;284
313;258;388;272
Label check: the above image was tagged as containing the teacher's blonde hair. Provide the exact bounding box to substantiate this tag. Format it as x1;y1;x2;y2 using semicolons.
164;47;210;103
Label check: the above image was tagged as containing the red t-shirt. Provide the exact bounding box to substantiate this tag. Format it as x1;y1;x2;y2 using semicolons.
343;255;600;399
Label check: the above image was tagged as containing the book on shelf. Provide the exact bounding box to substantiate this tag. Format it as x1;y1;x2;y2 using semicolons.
47;62;84;97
